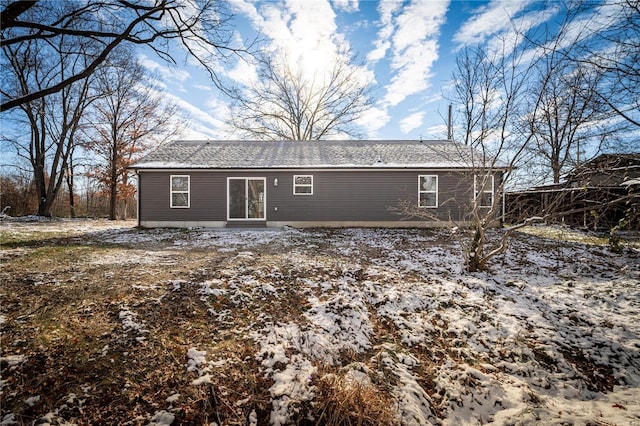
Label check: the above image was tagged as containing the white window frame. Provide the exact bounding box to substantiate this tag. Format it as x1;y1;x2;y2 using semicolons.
418;175;438;208
474;174;494;208
170;175;190;208
293;175;313;195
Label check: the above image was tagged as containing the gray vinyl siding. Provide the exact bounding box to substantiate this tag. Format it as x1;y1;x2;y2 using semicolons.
139;171;226;222
137;169;484;224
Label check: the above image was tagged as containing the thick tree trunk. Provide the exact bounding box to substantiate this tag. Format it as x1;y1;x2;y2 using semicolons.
34;161;52;217
109;149;118;220
66;164;76;218
109;182;117;220
68;181;76;218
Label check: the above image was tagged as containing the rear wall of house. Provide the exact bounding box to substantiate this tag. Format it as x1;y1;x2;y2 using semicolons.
137;169;482;225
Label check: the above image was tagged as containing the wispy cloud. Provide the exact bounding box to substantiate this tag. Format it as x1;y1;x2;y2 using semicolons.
453;0;533;47
231;0;342;73
381;0;449;107
399;111;425;134
356;106;391;139
193;84;213;92
166;92;229;139
538;1;623;54
366;0;403;63
332;0;359;13
138;54;191;83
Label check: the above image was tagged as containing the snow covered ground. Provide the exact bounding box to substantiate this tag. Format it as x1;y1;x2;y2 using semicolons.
1;218;639;425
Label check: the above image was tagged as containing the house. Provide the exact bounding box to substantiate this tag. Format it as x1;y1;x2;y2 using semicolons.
505;153;640;230
130;140;507;228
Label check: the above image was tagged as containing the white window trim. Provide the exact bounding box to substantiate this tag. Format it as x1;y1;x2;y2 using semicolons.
226;177;267;221
474;174;494;208
418;175;438;208
170;175;190;208
293;175;313;195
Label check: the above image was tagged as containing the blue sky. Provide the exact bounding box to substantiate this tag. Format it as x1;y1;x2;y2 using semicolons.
137;0;604;141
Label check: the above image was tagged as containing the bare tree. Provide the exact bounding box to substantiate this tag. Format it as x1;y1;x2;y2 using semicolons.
526;52;616;183
227;51;373;140
458;39;542;272
84;48;184;220
2;11;99;217
452;47;499;148
401;35;545;272
1;0;243;112
519;2;635;183
448;2;640;271
572;0;640;128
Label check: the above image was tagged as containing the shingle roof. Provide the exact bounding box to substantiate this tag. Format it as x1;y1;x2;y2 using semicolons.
131;140;508;169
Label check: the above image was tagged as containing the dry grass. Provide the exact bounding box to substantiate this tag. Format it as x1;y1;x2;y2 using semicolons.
517;224;640;248
310;369;396;426
0;224;400;425
1;220;638;425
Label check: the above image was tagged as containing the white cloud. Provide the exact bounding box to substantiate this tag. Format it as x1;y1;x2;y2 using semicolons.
166;92;229;139
232;0;346;77
485;5;557;60
356;106;391;139
399;111;425;134
453;0;533;47
536;1;623;55
227;0;263;23
138;54;191;82
366;0;402;63
380;0;449;107
332;0;358;12
425;123;448;140
229;0;375;138
193;84;213;92
226;56;259;87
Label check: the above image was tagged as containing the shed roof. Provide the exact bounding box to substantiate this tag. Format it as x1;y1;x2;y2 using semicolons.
131;139;508;170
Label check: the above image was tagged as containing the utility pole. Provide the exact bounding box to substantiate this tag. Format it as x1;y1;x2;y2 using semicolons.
447;104;453;141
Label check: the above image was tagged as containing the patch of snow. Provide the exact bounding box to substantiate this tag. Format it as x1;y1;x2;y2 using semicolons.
269;355;316;426
147;410;175;426
0;355;26;366
0;413;16;425
377;344;437;424
304;291;373;356
118;307;148;341
248;409;257;426
192;374;213;386
186;348;209;374
24;395;40;407
166;393;181;403
4;221;640;424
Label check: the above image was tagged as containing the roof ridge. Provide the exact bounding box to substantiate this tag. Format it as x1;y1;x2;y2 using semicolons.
131;139;509;170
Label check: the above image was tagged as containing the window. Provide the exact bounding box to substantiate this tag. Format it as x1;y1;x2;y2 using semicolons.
170;175;190;208
474;174;494;207
418;175;438;208
293;175;313;195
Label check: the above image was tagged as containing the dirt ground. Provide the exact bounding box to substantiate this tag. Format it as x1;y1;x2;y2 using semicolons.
1;219;639;425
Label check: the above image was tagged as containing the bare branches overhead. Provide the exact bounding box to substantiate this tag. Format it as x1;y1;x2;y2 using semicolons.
227;50;374;141
1;0;243;112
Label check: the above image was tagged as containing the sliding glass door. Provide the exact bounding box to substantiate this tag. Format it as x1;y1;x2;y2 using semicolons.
227;178;265;220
